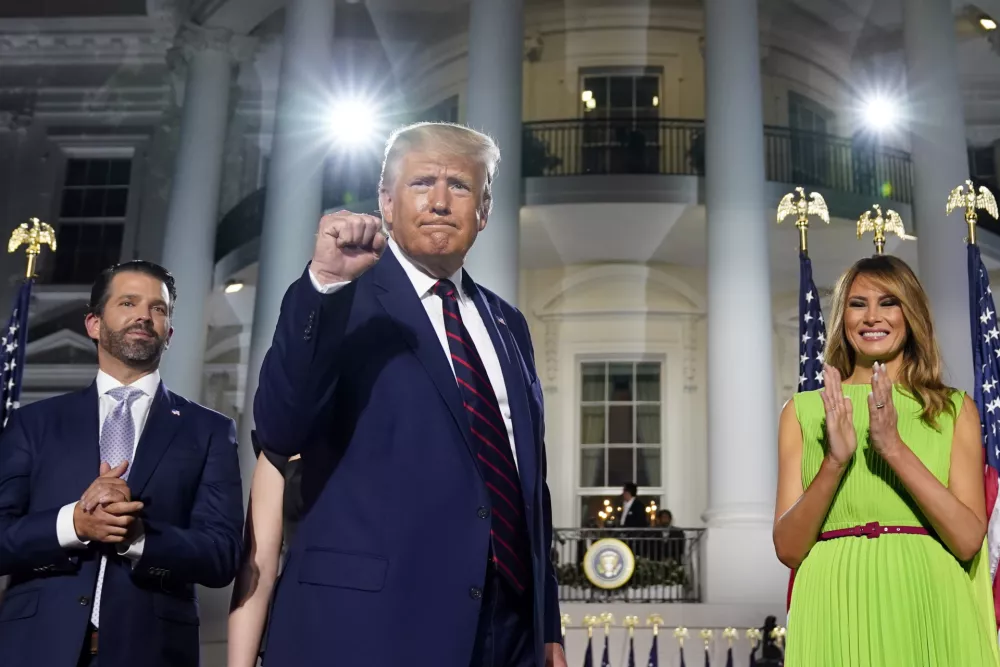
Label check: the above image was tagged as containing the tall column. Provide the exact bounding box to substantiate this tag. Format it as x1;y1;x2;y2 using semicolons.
462;0;523;305
703;0;784;606
238;0;335;492
159;25;250;400
903;0;973;392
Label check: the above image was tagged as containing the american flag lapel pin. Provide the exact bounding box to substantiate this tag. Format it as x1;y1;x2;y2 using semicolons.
496;315;506;326
171;409;180;416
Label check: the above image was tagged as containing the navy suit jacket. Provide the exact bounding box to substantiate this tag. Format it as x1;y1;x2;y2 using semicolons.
0;382;244;667
254;248;560;667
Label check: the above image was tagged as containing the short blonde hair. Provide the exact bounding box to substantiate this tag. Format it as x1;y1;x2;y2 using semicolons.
378;122;500;215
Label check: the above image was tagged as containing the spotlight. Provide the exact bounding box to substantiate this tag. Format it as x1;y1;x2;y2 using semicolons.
327;98;379;147
861;94;898;132
981;17;997;30
224;280;244;294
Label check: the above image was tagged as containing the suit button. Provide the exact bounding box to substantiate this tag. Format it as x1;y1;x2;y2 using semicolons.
469;586;482;600
78;596;89;606
477;506;489;519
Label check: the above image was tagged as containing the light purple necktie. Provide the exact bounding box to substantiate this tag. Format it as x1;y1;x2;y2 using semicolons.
99;386;143;478
92;385;144;627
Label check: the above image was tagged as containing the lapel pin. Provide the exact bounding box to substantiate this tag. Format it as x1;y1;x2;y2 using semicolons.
171;409;180;416
496;316;506;325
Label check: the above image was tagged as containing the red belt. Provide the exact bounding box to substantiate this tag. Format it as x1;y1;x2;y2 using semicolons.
819;521;930;540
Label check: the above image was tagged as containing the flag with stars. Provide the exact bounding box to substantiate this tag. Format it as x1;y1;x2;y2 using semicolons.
583;636;594;667
968;242;1000;632
646;634;658;667
798;251;826;392
787;250;827;611
600;635;611;667
0;279;31;431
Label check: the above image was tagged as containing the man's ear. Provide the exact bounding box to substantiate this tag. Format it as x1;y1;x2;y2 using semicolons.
379;187;393;224
164;325;173;350
84;312;100;343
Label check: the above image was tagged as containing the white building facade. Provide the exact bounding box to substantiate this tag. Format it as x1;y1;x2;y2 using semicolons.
3;0;1000;663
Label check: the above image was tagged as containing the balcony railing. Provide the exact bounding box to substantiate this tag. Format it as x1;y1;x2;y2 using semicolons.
523;118;914;203
552;527;704;603
216;120;918;262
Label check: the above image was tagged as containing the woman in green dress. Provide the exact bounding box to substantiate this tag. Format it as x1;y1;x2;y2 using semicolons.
775;255;1000;666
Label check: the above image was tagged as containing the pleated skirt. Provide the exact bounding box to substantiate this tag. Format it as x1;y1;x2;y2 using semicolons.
785;533;1000;667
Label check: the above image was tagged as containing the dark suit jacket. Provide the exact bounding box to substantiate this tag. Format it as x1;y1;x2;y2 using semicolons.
0;382;244;667
253;249;560;667
621;500;649;529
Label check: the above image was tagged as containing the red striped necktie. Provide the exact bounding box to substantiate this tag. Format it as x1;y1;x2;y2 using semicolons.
432;279;530;594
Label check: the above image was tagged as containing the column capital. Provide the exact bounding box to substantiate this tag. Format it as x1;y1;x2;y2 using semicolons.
171;22;257;67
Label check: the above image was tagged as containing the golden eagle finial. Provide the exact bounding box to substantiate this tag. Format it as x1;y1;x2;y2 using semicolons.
946;179;998;245
8;217;57;279
777;187;829;254
857;204;914;255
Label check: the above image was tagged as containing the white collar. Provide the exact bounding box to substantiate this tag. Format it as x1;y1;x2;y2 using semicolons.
96;369;160;398
388;236;468;304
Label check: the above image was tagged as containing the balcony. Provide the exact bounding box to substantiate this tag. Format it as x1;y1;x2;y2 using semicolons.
215;119;920;266
523;118;914;204
552;527;704;604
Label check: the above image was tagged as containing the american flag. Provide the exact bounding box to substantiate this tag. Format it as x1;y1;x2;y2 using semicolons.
0;279;31;430
647;634;658;667
583;636;593;667
798;251;826;392
787;251;827;610
600;635;610;667
968;243;1000;633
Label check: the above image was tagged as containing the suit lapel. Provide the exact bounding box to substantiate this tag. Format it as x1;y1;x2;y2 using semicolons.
126;383;182;496
463;274;539;503
373;250;478;466
64;383;101;494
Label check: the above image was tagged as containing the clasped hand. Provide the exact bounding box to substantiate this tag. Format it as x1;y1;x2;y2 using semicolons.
72;461;144;544
821;362;900;469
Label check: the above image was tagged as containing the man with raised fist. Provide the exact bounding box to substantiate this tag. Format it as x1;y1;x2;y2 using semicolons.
253;122;565;667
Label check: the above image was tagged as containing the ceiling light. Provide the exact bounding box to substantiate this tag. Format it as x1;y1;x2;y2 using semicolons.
981;17;997;30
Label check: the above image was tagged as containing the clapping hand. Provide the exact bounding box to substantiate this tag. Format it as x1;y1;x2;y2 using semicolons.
867;361;900;456
820;364;858;469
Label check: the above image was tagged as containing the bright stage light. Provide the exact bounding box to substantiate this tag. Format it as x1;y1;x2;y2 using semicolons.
981;17;997;30
861;94;898;132
327;98;379;147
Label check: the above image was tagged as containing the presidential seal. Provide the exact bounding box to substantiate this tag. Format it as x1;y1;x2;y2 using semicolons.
582;538;635;589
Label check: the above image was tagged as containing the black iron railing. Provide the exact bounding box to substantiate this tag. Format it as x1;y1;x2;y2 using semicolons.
552;527;704;603
523;119;914;203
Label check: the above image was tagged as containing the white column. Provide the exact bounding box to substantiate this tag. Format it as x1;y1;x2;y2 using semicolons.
159;25;246;400
903;0;973;392
238;0;335;491
703;0;785;606
462;0;523;305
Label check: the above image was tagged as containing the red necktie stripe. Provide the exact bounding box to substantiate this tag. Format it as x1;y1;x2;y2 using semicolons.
433;279;531;595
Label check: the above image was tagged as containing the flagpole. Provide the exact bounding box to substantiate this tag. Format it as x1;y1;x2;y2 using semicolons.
948;179;998;248
776;186;830;257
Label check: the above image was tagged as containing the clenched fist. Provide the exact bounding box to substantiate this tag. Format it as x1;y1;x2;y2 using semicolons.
310;211;388;284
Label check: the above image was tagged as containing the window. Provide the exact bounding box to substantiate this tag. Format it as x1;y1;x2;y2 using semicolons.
788;92;833;186
969;146;998;193
579;69;661;174
580;494;660;527
51;157;131;284
578;361;663;523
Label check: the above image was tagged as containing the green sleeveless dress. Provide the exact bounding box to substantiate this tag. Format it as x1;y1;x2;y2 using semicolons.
786;384;1000;666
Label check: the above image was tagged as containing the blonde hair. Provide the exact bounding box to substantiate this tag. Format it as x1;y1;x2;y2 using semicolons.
378;122;500;215
825;255;955;427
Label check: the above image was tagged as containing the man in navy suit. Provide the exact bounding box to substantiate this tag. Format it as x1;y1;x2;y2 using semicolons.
0;261;244;666
254;122;567;667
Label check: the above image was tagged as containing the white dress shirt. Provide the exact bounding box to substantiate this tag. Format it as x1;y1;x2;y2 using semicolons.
309;238;520;471
620;497;635;526
55;369;160;627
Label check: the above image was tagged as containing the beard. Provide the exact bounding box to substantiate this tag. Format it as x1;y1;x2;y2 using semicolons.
100;321;166;367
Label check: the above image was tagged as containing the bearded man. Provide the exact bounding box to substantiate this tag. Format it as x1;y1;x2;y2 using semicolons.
0;260;243;667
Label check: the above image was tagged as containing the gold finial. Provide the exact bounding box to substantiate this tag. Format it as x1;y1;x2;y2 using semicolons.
647;613;664;636
624;615;639;638
583;615;598;639
770;626;787;650
723;627;738;647
561;614;572;639
857;204;914;254
700;628;713;648
600;612;615;635
674;627;689;647
746;628;762;649
947;179;998;246
777;186;829;255
8;217;56;279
